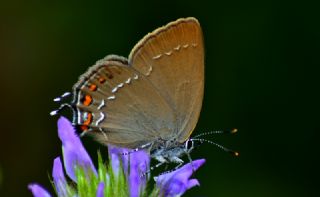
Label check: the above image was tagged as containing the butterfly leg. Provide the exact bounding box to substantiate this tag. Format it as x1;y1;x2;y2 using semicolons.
121;142;153;156
158;156;184;175
185;151;195;173
184;139;195;172
141;161;165;177
141;155;167;177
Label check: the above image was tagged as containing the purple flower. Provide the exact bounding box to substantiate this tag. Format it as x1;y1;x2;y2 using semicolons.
108;145;150;196
28;184;51;197
155;159;205;196
57;116;97;182
28;117;98;196
52;157;67;196
96;182;105;197
29;116;205;197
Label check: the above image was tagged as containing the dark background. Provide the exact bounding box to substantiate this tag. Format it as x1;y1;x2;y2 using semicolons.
0;0;319;196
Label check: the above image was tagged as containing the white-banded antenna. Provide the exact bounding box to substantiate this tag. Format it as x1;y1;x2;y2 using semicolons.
193;129;238;139
190;138;239;156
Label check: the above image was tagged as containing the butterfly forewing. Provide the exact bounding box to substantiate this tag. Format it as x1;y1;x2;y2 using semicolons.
129;17;204;142
73;56;175;148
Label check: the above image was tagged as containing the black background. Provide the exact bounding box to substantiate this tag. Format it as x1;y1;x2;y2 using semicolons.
0;0;319;196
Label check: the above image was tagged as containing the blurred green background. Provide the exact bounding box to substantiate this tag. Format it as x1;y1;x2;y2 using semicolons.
0;0;319;196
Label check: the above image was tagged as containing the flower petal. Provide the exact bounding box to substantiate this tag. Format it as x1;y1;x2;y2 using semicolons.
52;157;67;196
96;182;105;197
128;149;150;197
186;179;200;189
57;116;97;182
155;159;205;197
28;183;51;197
108;145;128;174
108;145;150;197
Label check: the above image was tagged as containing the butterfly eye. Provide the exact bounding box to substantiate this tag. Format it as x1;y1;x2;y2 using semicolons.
185;140;194;150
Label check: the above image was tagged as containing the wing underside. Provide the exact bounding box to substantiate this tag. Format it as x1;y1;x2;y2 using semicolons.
129;17;204;142
72;17;204;148
72;56;175;148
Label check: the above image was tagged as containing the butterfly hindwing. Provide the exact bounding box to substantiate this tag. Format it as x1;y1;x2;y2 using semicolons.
72;55;175;148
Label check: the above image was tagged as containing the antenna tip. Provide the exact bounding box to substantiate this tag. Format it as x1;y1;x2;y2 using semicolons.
231;128;238;133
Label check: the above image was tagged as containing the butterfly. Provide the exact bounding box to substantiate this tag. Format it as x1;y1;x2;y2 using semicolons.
51;17;237;173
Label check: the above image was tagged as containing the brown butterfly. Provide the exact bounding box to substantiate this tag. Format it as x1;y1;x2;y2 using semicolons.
51;17;237;172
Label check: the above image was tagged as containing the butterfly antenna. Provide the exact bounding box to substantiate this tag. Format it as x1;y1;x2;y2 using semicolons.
190;138;239;157
193;128;238;139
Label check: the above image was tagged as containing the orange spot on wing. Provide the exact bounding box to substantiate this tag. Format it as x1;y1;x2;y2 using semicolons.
83;112;92;126
99;77;106;84
83;95;93;106
89;84;97;91
80;125;88;131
